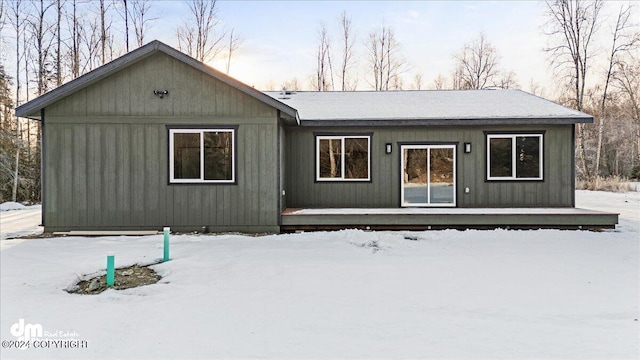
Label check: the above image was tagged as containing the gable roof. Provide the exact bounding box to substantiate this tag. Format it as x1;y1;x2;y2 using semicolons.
264;90;593;126
15;40;298;120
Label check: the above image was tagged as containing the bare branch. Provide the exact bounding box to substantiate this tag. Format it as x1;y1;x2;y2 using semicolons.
225;28;241;74
176;0;226;63
315;23;333;91
130;0;156;47
366;25;407;91
338;10;356;91
453;32;500;89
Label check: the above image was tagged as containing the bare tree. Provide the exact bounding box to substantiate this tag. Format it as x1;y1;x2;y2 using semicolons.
100;0;106;64
431;73;447;90
30;0;56;96
614;55;640;177
55;0;63;86
453;32;500;89
6;0;24;202
544;0;604;179
69;1;111;75
495;70;519;89
544;0;603;111
22;32;31;101
176;0;226;63
65;0;79;78
9;0;24;106
281;77;301;91
366;25;406;91
338;11;356;91
116;0;130;52
315;23;333;91
26;0;56;202
0;0;5;44
412;73;424;90
0;65;18;202
130;0;155;47
451;67;464;90
529;79;546;97
225;28;241;74
594;4;639;176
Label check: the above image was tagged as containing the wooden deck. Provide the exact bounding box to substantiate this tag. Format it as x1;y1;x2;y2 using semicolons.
281;207;619;231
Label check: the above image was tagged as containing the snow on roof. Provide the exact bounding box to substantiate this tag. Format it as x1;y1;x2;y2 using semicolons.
264;89;592;125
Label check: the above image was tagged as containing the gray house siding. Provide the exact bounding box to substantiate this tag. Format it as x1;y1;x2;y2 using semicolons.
279;123;287;213
284;124;574;208
42;52;281;232
17;40;611;232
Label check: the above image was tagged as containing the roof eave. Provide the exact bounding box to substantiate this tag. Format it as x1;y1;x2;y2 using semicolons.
297;116;594;127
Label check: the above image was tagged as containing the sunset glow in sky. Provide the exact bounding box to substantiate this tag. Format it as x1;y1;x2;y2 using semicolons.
1;0;637;99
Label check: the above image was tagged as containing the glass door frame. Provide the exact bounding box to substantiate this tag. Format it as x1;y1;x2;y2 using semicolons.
400;144;457;207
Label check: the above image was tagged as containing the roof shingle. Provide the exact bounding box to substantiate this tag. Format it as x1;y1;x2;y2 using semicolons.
264;89;592;126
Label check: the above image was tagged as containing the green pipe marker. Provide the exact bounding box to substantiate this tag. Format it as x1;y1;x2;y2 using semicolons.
106;254;115;287
163;227;170;262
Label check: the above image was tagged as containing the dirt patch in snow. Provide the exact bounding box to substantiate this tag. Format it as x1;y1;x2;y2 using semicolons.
68;264;161;295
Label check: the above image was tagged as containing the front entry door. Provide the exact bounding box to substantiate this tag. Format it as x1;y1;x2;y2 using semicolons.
401;145;456;207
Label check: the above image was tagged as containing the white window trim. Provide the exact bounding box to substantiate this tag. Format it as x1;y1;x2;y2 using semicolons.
486;134;543;181
315;135;371;181
169;128;235;184
400;144;457;207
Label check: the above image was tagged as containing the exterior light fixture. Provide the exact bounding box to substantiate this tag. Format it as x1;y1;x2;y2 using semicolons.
154;90;169;98
385;143;392;154
464;142;472;153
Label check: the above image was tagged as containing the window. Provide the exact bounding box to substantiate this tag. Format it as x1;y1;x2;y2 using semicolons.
169;128;235;183
316;135;370;181
487;134;543;180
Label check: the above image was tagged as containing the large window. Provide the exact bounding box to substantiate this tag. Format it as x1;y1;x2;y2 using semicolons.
316;135;370;181
487;133;543;180
169;128;235;183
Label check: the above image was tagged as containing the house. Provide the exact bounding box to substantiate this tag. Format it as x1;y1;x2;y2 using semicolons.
15;40;618;233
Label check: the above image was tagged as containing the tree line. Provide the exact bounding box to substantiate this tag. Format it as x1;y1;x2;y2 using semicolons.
303;1;639;182
0;0;638;204
0;0;237;203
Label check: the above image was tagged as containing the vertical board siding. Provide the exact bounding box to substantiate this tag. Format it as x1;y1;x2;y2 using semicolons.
46;52;275;118
285;125;574;208
43;52;280;231
46;121;279;230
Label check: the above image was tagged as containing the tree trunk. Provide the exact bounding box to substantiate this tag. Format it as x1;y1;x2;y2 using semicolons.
124;0;129;52
56;0;62;86
71;0;79;78
12;1;21;201
595;116;604;177
636;127;640;175
12;120;20;202
100;0;106;64
581;124;590;179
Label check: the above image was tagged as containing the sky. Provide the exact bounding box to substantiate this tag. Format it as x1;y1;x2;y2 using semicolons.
151;0;553;93
1;0;637;98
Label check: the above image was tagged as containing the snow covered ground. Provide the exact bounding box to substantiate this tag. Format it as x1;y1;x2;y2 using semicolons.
0;203;42;241
1;191;638;359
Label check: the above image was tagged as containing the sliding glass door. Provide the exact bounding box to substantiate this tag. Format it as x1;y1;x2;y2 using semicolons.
401;145;456;207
